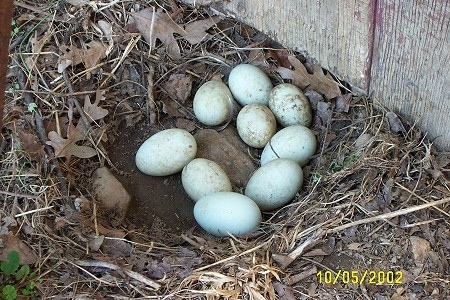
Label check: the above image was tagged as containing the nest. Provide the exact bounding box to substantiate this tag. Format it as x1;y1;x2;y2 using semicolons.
1;0;449;298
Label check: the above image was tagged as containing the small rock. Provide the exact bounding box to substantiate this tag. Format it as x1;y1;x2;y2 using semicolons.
409;235;430;266
92;167;131;226
194;128;257;188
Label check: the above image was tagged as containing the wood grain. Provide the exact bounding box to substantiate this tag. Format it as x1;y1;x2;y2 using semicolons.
369;0;450;149
211;0;373;90
188;0;450;149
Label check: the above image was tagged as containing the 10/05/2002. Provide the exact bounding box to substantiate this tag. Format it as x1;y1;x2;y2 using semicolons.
317;270;403;285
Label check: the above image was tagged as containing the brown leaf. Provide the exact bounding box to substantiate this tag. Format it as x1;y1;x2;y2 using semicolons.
133;7;219;58
273;282;296;300
183;16;220;44
161;98;185;117
46;122;97;160
161;74;193;103
276;56;342;99
268;49;291;68
92;167;131;226
17;130;45;161
176;118;196;132
386;111;406;134
335;93;353;113
304;237;335;256
83;91;108;121
315;101;333;125
88;235;105;251
0;234;38;265
58;41;107;73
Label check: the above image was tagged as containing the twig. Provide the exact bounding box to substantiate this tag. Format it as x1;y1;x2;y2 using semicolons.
395;181;450;217
272;229;326;269
194;241;269;272
74;259;161;290
328;197;450;234
147;64;157;124
0;190;40;198
66;260;115;286
16;64;70;206
61;70;115;169
15;205;54;217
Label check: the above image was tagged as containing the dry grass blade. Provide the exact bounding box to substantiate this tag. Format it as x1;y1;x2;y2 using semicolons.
75;260;161;290
328;197;450;233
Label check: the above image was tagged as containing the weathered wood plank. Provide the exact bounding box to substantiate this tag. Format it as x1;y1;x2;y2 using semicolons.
370;0;450;149
198;0;373;90
183;0;450;149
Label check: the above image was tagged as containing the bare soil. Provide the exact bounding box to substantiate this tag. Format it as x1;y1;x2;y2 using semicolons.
108;124;196;233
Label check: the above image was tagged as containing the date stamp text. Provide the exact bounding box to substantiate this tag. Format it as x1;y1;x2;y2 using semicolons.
317;270;403;285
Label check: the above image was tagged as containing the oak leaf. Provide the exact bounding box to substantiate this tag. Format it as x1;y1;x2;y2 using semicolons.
58;41;107;74
83;91;108;122
276;55;342;99
46;122;97;160
133;7;219;58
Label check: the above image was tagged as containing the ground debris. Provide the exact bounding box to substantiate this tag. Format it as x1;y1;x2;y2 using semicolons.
1;0;449;299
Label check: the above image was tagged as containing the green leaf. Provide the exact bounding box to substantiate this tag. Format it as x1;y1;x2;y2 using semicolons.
1;251;20;276
15;264;30;281
22;281;37;297
27;103;38;113
2;285;17;300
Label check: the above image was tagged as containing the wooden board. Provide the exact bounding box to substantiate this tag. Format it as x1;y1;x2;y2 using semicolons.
183;0;450;149
201;0;373;90
369;0;450;149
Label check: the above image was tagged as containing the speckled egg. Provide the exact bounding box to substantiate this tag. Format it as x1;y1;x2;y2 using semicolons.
268;83;312;127
236;103;277;148
135;129;197;176
193;80;234;126
182;158;232;202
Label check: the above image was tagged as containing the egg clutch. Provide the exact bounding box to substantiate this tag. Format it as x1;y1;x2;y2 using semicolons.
135;64;317;237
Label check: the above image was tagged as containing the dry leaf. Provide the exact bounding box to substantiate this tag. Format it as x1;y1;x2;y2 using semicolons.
0;234;38;265
66;0;90;6
46;122;97;160
17;129;45;161
161;98;185;117
88;235;105;251
273;282;296;300
133;7;219;58
354;133;373;149
315;101;333;125
83;91;108;121
268;49;291;68
276;56;342;99
183;17;220;44
386;111;406;134
58;41;107;74
97;20;114;55
335;93;353;113
162;74;193;103
304;237;335;256
176;118;196;132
